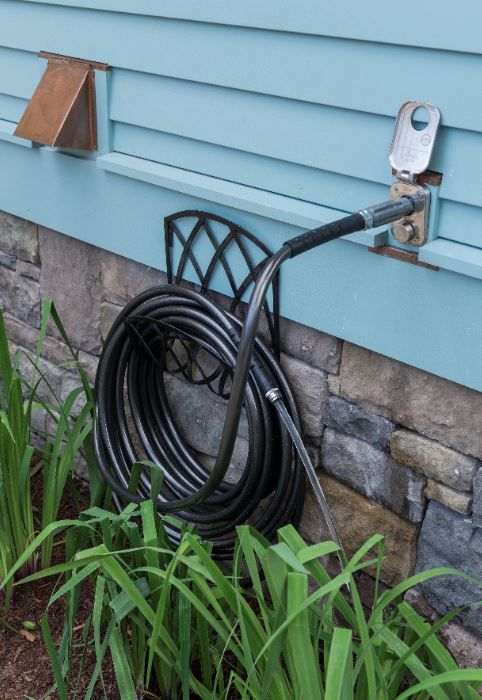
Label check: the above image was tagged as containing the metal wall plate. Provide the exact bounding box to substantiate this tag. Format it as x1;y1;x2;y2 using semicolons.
389;101;440;182
390;180;430;246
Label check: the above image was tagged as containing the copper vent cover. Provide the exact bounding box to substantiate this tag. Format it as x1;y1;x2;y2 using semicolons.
14;53;110;150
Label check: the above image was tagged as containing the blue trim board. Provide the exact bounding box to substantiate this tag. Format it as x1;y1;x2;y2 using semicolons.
1;140;481;392
97;152;387;245
420;240;482;282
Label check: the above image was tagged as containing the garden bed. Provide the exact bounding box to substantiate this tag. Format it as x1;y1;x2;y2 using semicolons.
0;478;119;700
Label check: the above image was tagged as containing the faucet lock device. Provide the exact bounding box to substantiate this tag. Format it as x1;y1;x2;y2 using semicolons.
388;101;440;246
283;101;441;259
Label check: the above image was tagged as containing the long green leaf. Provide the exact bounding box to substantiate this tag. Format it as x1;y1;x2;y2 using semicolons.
396;670;482;699
109;626;138;700
285;572;320;699
325;627;354;700
376;625;450;700
41;616;69;700
179;589;191;700
0;311;13;389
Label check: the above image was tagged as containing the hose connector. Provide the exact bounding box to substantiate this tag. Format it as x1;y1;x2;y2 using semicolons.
265;387;282;404
359;195;416;230
283;192;429;259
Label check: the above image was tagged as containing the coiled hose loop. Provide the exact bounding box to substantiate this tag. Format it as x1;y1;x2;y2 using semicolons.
94;281;305;558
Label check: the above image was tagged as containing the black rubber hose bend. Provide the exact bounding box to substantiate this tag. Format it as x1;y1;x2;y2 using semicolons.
94;261;305;557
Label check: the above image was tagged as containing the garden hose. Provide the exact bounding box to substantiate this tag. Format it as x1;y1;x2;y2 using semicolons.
94;283;306;559
94;195;419;560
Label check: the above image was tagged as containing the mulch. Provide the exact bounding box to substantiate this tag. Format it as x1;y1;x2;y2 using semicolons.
0;477;120;700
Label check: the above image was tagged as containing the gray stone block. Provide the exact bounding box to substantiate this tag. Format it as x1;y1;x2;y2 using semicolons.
390;430;478;491
4;312;98;385
279;316;342;373
280;353;328;441
16;259;40;281
323;395;394;450
30;406;47;445
321;428;426;522
424;479;472;515
196;448;248;484
405;589;482;668
14;343;88;410
101;248;167;305
4;313;37;349
0;248;16;271
77;351;98;385
438;620;482;669
39;227;103;354
416;500;482;638
0;212;38;263
306;442;321;470
472;469;482;527
100;302;122;342
327;373;341;395
0;265;40;327
164;373;249;461
471;529;482;555
339;343;482;460
300;472;419;585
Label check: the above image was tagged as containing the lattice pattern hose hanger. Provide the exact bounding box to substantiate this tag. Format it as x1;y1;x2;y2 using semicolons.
94;194;421;563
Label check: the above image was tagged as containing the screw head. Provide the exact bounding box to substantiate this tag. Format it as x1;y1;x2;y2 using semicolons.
392;221;416;244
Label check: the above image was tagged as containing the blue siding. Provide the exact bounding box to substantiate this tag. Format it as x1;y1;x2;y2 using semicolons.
10;0;482;54
0;0;481;391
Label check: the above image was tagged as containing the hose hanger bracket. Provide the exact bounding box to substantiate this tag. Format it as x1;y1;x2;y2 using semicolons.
388;101;440;246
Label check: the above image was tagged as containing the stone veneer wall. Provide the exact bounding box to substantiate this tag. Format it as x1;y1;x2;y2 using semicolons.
2;211;482;658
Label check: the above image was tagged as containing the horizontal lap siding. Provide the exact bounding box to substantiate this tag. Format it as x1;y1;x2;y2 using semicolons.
0;92;27;122
11;0;482;54
1;4;481;131
0;46;42;97
0;0;481;251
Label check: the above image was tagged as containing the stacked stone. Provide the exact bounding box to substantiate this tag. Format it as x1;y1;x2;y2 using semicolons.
2;211;482;648
303;343;482;643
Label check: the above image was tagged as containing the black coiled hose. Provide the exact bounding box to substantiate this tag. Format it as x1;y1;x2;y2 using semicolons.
95;212;369;559
94;279;305;558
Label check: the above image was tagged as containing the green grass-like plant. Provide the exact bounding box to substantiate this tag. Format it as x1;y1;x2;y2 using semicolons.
5;501;482;699
0;300;95;608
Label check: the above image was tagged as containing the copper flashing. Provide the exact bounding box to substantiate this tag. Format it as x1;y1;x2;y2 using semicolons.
38;51;110;71
368;245;439;271
391;168;443;186
14;54;103;150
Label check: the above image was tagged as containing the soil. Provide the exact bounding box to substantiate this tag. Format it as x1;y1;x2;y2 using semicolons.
0;477;119;700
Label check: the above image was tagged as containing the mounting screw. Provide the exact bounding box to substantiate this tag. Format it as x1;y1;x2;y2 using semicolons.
392;221;417;244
